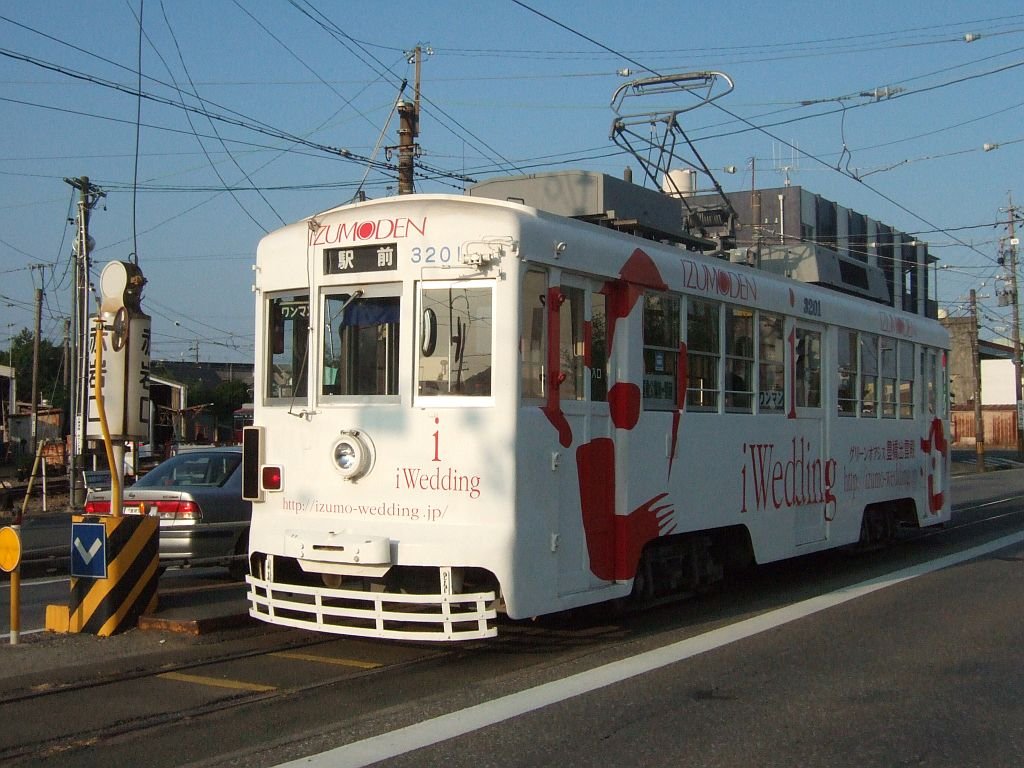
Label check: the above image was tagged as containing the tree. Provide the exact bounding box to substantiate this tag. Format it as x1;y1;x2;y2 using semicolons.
9;328;66;410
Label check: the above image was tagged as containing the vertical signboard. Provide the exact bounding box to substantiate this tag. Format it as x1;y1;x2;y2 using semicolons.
85;262;151;442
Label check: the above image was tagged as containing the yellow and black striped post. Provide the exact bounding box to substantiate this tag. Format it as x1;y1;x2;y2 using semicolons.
67;514;159;636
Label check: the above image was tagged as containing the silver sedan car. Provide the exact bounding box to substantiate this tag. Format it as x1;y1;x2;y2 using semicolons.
84;447;250;578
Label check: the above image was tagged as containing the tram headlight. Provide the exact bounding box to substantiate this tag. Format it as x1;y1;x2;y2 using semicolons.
332;430;373;480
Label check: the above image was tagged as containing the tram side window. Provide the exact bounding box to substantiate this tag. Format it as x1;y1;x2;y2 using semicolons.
899;340;915;418
794;328;821;408
923;348;937;415
939;350;949;418
643;293;681;410
758;312;784;413
725;306;753;412
321;292;399;397
591;290;608;402
267;294;309;400
860;333;878;416
837;329;858;416
560;286;586;401
521;270;546;400
418;284;493;397
686;299;720;411
880;337;897;418
593;290;606;403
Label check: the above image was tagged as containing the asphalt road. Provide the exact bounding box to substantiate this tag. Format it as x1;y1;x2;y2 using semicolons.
0;565;240;639
1;468;1023;767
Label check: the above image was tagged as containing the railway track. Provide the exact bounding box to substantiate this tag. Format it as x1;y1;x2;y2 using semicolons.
0;630;451;765
2;493;1023;767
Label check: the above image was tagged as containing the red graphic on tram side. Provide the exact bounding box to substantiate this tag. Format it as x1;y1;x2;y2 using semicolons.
576;438;676;581
539;247;681;582
920;417;948;514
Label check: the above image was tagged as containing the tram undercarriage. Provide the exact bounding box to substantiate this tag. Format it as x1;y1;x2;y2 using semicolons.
630;526;753;605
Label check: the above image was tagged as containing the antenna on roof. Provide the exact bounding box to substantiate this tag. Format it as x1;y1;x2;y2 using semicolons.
772;141;800;186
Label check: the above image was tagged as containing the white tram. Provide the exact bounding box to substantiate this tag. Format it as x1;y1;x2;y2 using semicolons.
243;171;950;641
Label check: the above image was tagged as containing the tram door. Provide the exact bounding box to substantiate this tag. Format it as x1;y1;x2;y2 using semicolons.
555;278;612;596
790;321;827;546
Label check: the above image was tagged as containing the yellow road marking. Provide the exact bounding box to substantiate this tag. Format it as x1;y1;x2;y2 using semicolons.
157;671;276;692
270;651;382;669
160;582;247;596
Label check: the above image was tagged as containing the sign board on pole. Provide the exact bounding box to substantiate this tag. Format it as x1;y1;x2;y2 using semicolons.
0;526;21;572
85;261;151;442
70;521;107;579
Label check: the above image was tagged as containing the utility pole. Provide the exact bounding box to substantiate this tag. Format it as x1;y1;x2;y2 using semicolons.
749;156;761;265
64;175;105;507
30;283;42;458
1005;193;1023;457
62;318;70;398
396;45;423;195
970;288;985;472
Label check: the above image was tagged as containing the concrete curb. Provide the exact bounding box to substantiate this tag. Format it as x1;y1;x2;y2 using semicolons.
137;611;255;636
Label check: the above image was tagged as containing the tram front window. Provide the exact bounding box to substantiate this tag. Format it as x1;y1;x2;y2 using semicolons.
418;283;493;397
267;294;309;400
321;291;400;397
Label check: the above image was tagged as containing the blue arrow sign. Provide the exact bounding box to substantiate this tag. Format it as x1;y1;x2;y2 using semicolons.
71;522;107;579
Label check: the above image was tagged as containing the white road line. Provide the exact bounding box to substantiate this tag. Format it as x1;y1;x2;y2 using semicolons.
1;628;48;641
9;576;70;587
276;530;1024;768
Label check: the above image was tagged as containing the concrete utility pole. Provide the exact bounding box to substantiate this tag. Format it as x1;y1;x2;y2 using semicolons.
64;175;105;507
1004;193;1023;457
970;288;985;472
749;157;762;265
30;284;42;458
62;318;70;397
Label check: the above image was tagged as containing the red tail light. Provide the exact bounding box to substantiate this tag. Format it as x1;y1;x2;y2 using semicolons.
83;499;200;519
262;465;283;491
155;500;202;520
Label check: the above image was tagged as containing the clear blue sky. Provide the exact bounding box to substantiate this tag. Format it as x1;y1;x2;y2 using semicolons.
2;1;1022;365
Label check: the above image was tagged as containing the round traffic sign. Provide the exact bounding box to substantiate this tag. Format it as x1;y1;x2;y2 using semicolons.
0;526;21;573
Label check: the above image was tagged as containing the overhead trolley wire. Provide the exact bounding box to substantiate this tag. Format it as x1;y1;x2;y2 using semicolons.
509;0;1011;268
156;0;284;231
0;45;393;171
285;0;523;178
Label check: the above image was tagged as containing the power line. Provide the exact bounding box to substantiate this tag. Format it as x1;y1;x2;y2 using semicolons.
511;0;1011;268
0;45;390;168
156;0;283;231
131;0;145;263
285;0;522;177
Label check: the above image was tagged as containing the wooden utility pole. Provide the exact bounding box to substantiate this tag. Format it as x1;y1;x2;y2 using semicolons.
397;46;423;195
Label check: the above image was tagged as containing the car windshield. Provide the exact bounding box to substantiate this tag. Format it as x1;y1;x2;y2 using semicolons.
135;453;241;489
